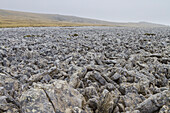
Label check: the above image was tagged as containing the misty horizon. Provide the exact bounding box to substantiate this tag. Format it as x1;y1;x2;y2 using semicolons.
0;0;170;25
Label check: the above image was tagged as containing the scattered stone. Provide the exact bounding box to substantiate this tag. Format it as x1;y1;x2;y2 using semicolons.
0;26;169;112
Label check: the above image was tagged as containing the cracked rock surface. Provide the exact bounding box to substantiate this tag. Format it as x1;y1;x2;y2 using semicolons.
0;26;170;113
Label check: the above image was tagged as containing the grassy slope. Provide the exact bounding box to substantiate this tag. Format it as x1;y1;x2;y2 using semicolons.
0;9;167;28
0;9;104;28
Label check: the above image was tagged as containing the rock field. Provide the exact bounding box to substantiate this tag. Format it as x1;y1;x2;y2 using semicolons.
0;26;169;113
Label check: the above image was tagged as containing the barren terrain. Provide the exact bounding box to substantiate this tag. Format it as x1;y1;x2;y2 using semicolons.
0;26;169;113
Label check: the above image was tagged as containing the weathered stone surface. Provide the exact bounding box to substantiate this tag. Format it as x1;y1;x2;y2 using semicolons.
20;80;86;113
92;71;107;85
0;27;169;112
159;105;170;113
0;96;11;112
111;72;122;81
119;83;138;95
0;73;21;112
97;90;119;113
136;90;170;113
84;86;99;99
118;103;125;112
135;78;150;95
0;88;20;113
20;88;55;113
123;93;144;108
69;72;80;88
87;97;98;111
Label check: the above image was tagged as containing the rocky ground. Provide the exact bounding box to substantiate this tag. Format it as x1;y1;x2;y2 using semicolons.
0;26;169;113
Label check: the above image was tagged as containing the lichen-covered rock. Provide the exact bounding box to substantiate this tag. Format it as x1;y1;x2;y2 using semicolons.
87;97;98;111
0;73;20;92
0;96;11;112
1;27;170;113
119;83;138;95
136;90;170;113
0;91;20;113
71;107;87;113
20;80;86;113
159;105;170;113
111;72;122;81
118;103;125;112
84;86;99;99
135;78;150;95
97;91;119;113
77;67;87;79
0;73;21;112
20;88;55;113
69;72;80;88
92;71;107;85
123;93;144;108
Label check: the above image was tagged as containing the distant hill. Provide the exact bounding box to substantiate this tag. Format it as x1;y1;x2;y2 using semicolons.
0;9;167;28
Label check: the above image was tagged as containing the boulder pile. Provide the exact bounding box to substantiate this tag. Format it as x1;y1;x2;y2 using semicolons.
0;27;169;113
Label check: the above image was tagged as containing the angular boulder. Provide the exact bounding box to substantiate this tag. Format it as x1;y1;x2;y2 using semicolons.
20;80;86;113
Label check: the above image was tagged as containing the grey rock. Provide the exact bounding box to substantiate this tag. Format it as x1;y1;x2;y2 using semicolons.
102;60;117;64
149;53;162;58
105;83;116;91
0;96;9;112
87;97;98;111
77;67;87;78
0;73;20;97
119;83;138;95
118;103;125;112
113;106;119;113
0;27;170;112
136;90;170;113
92;71;107;85
111;72;122;81
69;72;80;88
20;80;86;113
71;107;87;113
84;86;99;99
159;58;170;64
159;105;170;113
123;93;144;108
20;88;55;113
97;91;119;113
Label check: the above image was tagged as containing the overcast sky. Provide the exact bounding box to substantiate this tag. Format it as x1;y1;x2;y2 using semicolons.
0;0;170;25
